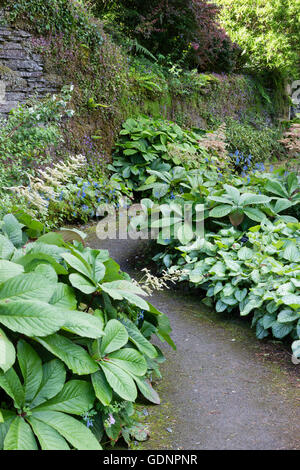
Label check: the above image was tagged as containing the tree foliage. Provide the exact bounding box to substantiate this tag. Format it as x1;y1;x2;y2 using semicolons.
215;0;300;77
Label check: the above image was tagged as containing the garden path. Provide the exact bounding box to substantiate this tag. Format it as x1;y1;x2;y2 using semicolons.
86;226;300;450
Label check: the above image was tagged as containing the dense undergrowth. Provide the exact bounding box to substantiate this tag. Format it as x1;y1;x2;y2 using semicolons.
108;116;300;359
0;213;174;449
0;0;299;452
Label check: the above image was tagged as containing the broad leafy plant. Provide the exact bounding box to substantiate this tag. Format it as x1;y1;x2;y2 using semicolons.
0;214;174;449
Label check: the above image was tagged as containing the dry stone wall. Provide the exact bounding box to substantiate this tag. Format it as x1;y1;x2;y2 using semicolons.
0;11;60;115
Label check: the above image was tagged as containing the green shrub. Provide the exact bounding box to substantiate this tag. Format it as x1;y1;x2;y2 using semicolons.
225;118;284;164
0;85;74;187
0;213;173;449
109;116;208;192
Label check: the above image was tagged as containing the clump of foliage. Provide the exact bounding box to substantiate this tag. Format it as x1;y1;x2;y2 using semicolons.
111;116;300;356
109;116;209;192
215;0;300;78
3;0;103;48
0;85;74;187
0;213;174;449
93;0;241;72
225;117;285;164
9;154;129;228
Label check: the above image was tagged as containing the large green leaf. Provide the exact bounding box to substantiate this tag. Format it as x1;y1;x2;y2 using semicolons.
124;320;158;358
35;334;98;375
239;193;270;206
32;380;95;415
0;300;65;337
62;253;93;280
100;319;128;355
0;328;15;373
100;361;137;402
243;207;267;222
101;280;149;310
0;234;14;260
15;253;68;275
62;310;104;338
0;367;24;408
209;204;233;218
30;360;66;408
31;411;102;450
1;214;23;248
108;348;147;376
49;283;77;310
17;340;42;404
69;273;97;294
27;416;70;450
91;370;112;406
0;260;24;283
134;376;160;404
0;273;56;302
4;417;38;450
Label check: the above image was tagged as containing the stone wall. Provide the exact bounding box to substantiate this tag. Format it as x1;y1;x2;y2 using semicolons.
0;12;60;115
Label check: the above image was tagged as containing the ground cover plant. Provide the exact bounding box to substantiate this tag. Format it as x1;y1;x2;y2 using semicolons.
111;116;300;359
0;213;174;449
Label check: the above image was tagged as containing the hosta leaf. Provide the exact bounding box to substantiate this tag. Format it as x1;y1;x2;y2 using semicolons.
4;417;38;450
0;301;65;337
32;380;95;415
292;340;300;358
35;334;98;375
0;328;15;373
256;320;269;339
216;299;227;312
27;417;70;450
240;296;263;316
100;361;137;402
281;294;300;310
237;247;253;260
31;411;102;450
108;348;147;376
271;321;294;339
17;340;42;404
0;273;56;302
282;242;300;262
0;260;24;283
100;319;128;355
91;369;112;406
234;288;248;302
30;360;66;408
277;309;300;323
0;410;15;450
69;273;97;294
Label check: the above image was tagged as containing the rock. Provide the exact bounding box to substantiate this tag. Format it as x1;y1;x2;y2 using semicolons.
0;12;60;115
